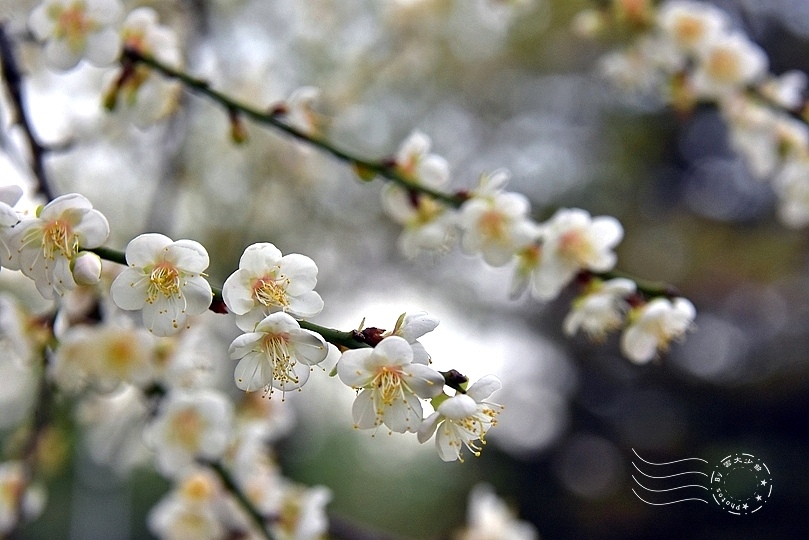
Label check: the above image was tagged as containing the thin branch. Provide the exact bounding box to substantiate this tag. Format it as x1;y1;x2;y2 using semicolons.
120;48;466;208
0;23;57;201
206;460;276;540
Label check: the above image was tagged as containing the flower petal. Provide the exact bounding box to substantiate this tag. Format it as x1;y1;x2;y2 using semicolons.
222;269;255;315
167;240;209;273
278;254;318;295
417;412;442;443
287;291;324;318
126;233;172;267
182;275;212;315
351;390;378;429
234;352;272;392
337;348;374;388
466;374;502;402
110;269;148;310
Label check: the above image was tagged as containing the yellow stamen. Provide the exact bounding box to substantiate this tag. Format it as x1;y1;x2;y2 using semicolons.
147;262;181;302
252;274;290;308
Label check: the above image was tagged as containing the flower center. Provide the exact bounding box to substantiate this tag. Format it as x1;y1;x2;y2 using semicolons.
169;408;203;450
262;334;298;387
707;47;741;84
148;262;181;301
673;16;705;47
252;274;290;309
414;196;442;225
557;229;593;264
373;366;404;405
41;219;78;259
51;2;96;52
479;210;507;242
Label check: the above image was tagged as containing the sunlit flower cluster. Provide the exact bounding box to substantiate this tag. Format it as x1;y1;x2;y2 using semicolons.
575;0;809;228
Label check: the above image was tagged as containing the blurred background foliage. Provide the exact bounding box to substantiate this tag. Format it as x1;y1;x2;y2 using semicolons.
1;0;808;538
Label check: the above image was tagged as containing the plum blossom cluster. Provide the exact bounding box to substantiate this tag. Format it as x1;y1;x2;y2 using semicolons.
380;130;695;363
574;0;809;228
0;190;507;539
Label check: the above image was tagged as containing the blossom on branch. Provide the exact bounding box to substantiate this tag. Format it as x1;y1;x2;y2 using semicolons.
104;7;182;125
458;170;538;267
146;389;233;477
337;336;444;433
383;131;457;258
563;277;636;341
7;193;110;299
222;242;323;332
229;312;328;395
522;208;623;301
110;233;212;337
28;0;122;70
621;296;696;363
417;375;502;462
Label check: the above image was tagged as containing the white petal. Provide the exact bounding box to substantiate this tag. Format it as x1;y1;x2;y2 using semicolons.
41;193;93;218
44;39;83;71
0;185;23;206
254;311;300;334
84;28;121;67
370;336;413;368
142;298;183;336
234;352;272;392
399;312;439;341
167;240;209;273
125;233;172;267
337;348;374;388
621;326;658;364
437;394;478;420
291;331;328;366
182;275;212;315
73;210;109;248
417;412;442;443
229;333;263;359
590;216;624;248
222;269;254;315
110;269;148;310
278;254;318;295
287;291;324;318
404;364;445;398
466;374;502;402
383;393;422;433
239;243;282;275
351;390;378;429
435;424;461;462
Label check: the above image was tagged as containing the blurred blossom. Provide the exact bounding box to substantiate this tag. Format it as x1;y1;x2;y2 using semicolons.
457;483;538;540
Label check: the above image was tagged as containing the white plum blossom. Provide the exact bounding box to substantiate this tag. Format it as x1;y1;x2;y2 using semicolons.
105;7;182;125
657;0;728;55
621;296;696;364
337;336;444;433
394;130;450;186
147;469;226;540
417;375;502;462
691;32;768;99
8;193;110;299
458;170;538;267
774;158;809;228
758;70;807;110
564;278;637;340
272;484;332;540
383;131;456;258
285;86;322;135
222;242;323;332
458;484;538;540
51;324;156;392
229;312;329;395
0;462;47;535
146;389;233;477
111;233;212;337
387;311;439;365
28;0;122;70
523;208;623;301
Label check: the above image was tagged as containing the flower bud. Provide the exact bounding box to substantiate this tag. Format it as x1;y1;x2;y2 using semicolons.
72;252;103;286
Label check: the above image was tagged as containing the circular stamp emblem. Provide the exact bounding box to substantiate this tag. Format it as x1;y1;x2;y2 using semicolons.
710;453;772;515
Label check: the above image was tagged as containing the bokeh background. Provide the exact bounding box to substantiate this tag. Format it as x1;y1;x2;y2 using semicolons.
1;0;809;538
